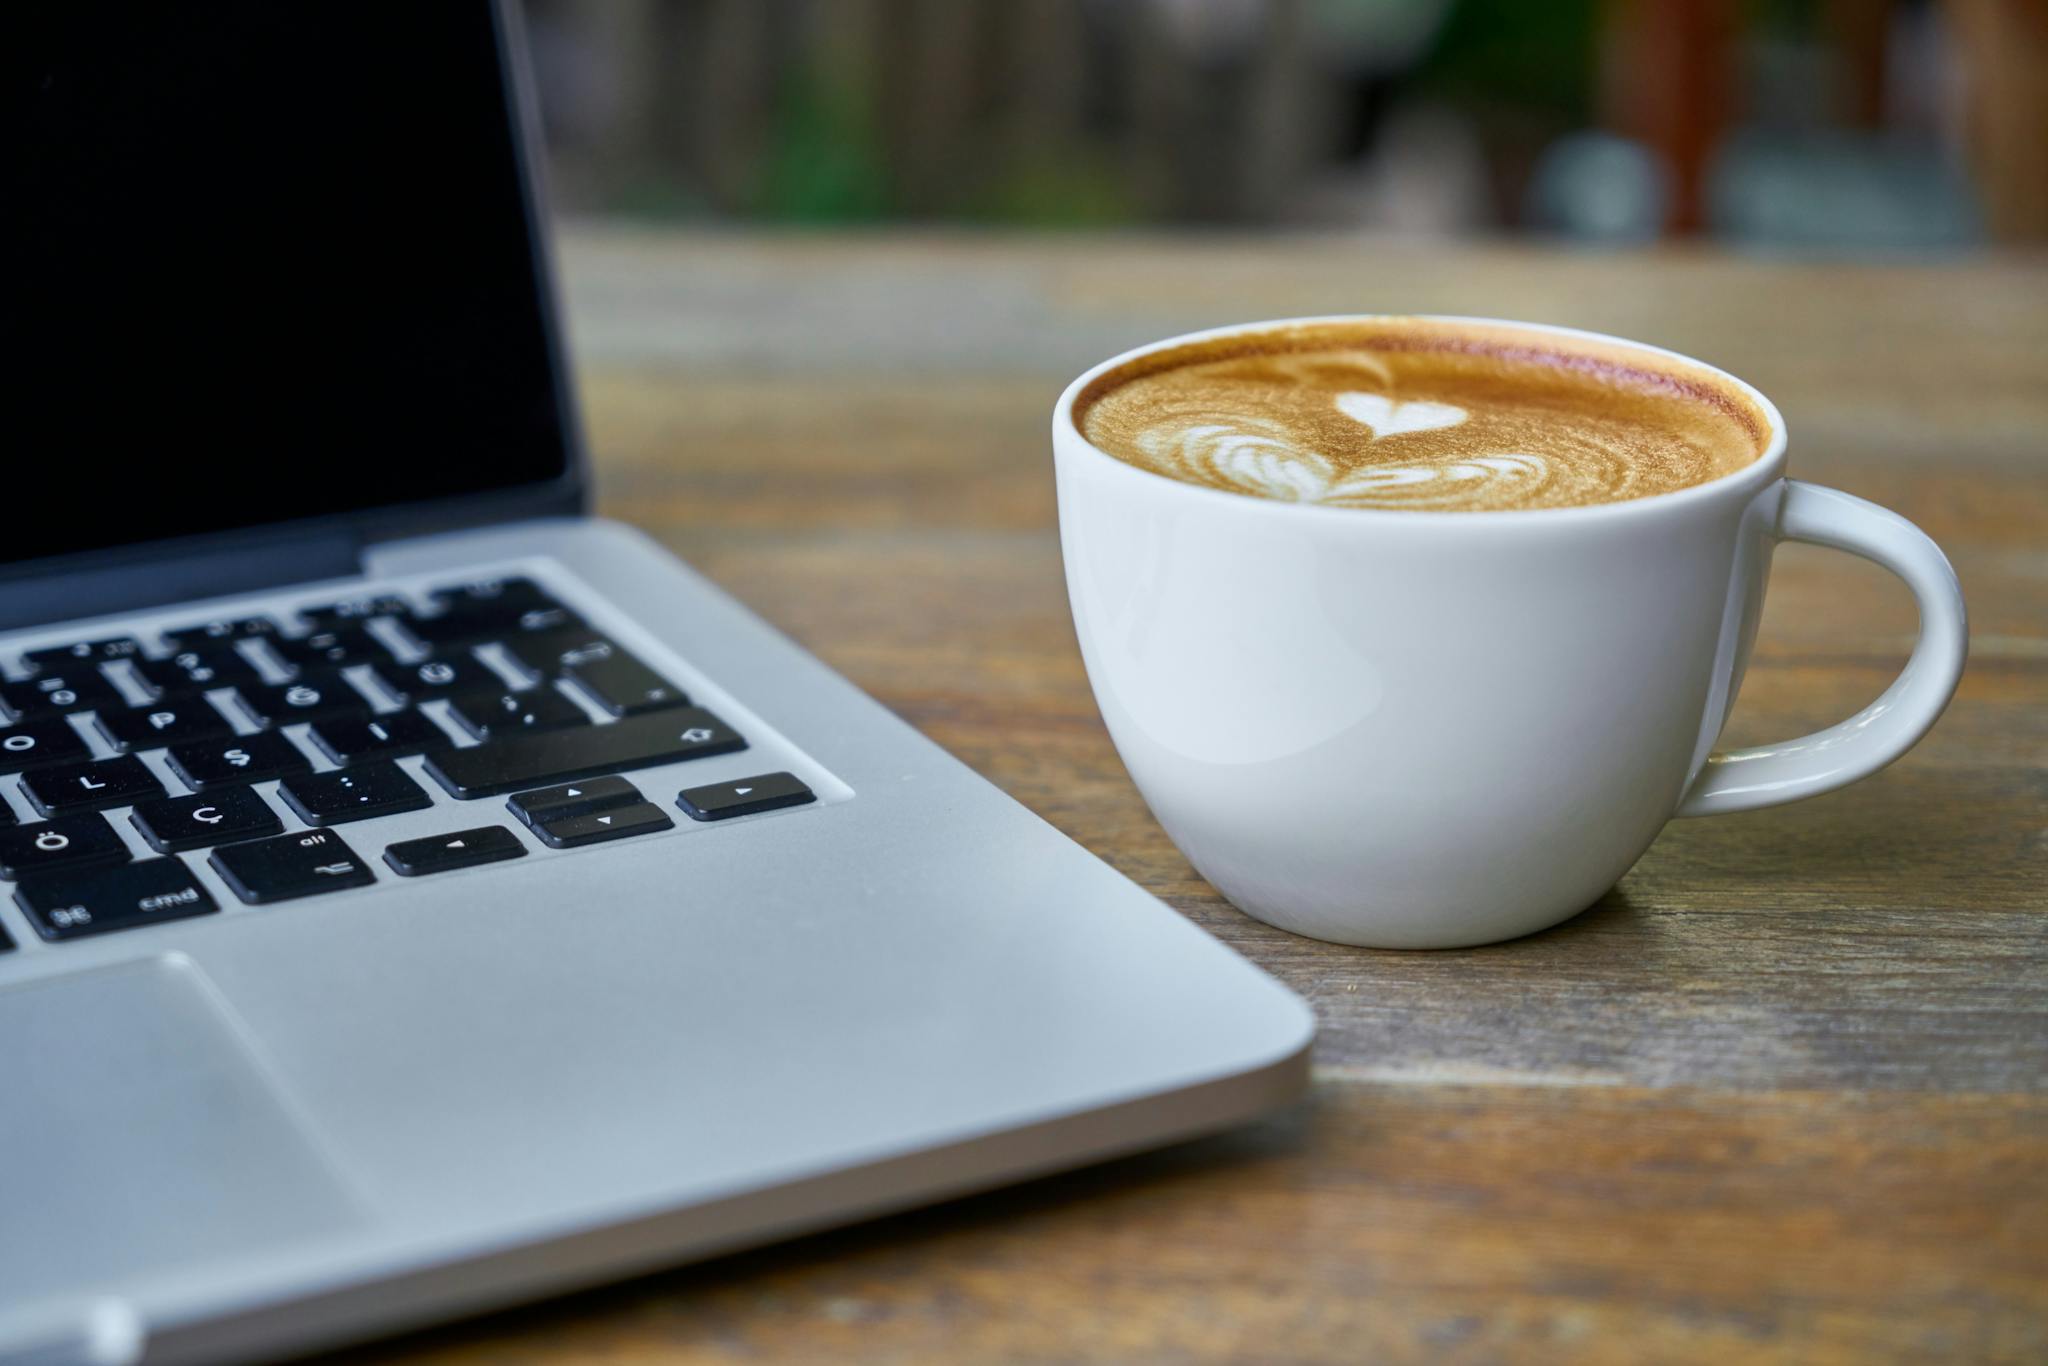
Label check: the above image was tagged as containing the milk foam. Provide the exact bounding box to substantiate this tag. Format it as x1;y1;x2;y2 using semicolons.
1075;321;1766;513
1331;392;1467;439
1136;410;1561;508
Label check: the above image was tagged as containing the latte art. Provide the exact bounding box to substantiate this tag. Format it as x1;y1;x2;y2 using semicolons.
1075;320;1767;512
1330;392;1467;438
1138;416;1566;509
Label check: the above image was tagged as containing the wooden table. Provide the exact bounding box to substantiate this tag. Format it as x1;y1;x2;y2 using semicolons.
333;233;2048;1364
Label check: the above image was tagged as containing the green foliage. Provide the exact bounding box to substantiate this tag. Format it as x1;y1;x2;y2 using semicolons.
1748;0;1823;38
757;66;891;223
1414;0;1601;120
964;151;1139;228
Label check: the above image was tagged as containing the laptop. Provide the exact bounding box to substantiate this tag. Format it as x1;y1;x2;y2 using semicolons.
0;5;1310;1362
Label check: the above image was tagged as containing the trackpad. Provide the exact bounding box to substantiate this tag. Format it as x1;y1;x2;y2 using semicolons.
0;956;370;1303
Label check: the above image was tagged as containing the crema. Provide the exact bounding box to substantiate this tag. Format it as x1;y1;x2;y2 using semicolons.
1073;319;1768;512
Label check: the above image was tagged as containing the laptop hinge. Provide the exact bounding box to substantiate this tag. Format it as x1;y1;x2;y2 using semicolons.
0;531;364;633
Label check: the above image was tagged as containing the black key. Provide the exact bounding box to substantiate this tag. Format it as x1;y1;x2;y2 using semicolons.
299;593;413;625
502;602;581;634
530;801;673;850
133;646;265;698
0;814;129;881
506;775;645;828
308;710;448;765
165;731;311;791
0;718;92;773
496;630;617;680
1;670;125;720
427;576;554;611
277;761;432;827
268;625;394;673
446;688;589;740
677;771;817;822
561;649;687;717
130;786;282;854
20;755;164;817
24;636;145;671
402;600;525;646
15;857;218;941
423;706;747;800
383;825;526;877
161;616;280;650
96;699;235;752
236;674;372;727
210;828;374;904
406;604;584;650
368;655;503;701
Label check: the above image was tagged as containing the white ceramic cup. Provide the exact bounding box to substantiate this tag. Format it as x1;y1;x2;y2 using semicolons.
1054;317;1968;949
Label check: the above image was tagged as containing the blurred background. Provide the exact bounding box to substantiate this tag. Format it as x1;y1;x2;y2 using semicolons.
520;0;2046;251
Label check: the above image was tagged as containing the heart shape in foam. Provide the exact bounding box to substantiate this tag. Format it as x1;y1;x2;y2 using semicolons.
1334;392;1467;439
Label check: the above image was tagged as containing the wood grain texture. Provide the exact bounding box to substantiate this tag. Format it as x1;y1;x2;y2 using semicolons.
326;233;2048;1363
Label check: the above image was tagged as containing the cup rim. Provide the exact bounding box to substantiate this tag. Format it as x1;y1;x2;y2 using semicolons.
1054;314;1789;525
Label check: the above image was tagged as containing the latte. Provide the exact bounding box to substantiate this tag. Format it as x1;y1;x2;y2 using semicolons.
1073;319;1768;511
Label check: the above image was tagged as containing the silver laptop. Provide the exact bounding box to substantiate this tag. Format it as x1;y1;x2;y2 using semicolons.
0;5;1310;1363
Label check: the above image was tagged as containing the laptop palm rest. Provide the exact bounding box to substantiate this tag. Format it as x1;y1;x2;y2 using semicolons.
0;956;371;1309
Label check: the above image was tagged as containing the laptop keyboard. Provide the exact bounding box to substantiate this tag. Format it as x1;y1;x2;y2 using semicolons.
0;575;819;947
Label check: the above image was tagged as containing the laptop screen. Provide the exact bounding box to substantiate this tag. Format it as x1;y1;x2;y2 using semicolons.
9;3;575;568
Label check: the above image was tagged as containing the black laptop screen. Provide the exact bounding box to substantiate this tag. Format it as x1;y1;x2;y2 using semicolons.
8;3;574;567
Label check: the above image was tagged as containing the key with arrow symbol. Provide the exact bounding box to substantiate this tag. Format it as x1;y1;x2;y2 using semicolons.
528;801;673;850
383;826;527;877
505;775;645;829
501;775;675;847
676;771;816;823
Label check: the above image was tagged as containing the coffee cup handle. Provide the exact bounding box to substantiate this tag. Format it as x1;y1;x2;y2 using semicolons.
1676;480;1968;818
